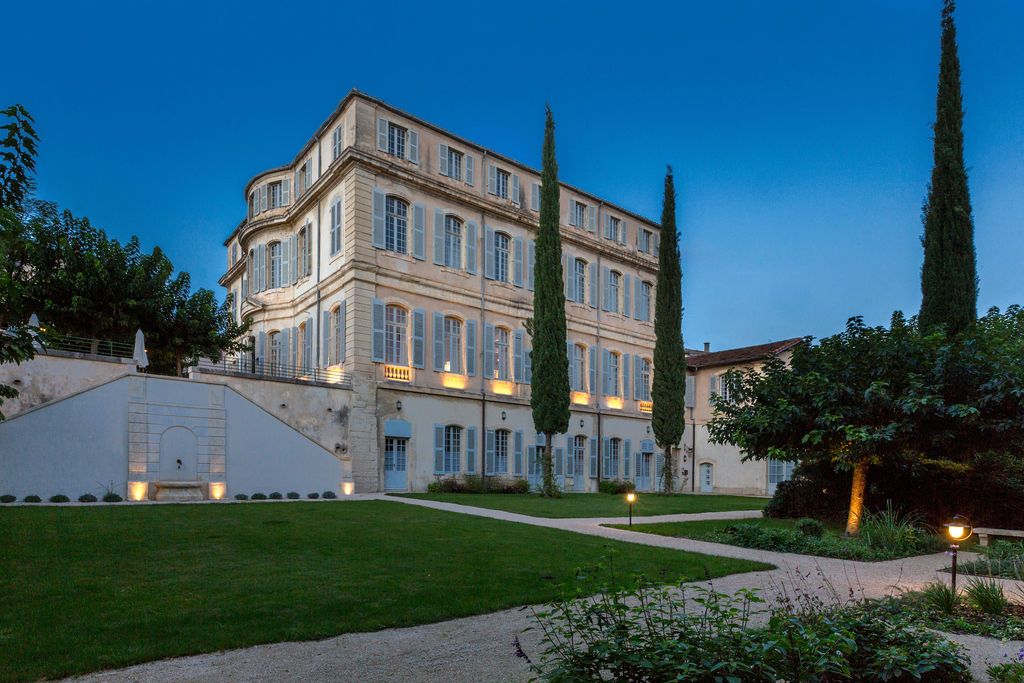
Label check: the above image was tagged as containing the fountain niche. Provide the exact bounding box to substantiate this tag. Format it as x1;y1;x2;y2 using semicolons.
154;426;205;501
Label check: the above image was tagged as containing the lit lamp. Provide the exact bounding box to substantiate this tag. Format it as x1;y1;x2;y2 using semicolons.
626;491;637;526
943;515;973;593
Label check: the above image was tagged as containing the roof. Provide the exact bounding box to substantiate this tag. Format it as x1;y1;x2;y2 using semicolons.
687;338;804;370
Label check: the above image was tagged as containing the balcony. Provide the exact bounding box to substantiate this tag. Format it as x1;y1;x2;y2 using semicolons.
383;365;412;383
639;400;653;414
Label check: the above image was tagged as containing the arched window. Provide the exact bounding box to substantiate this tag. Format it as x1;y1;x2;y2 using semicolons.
385;196;408;254
571;343;587;392
298;320;312;372
297;223;312;278
573;258;587;304
608;270;621;313
329;305;343;365
330;198;343;255
494;429;510;473
494;232;510;282
640;357;652;401
605;438;622;478
494;326;511;380
608;351;621;396
268;241;282;288
443;425;462;473
444;215;462;269
384;305;407;365
443;316;463;374
572;435;587;477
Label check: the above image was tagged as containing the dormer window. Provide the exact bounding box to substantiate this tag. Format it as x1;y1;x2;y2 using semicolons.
376;116;419;164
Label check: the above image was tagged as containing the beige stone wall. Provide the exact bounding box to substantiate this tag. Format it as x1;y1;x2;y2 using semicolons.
0;352;137;419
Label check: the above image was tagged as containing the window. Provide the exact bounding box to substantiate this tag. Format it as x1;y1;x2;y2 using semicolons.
443;425;461;474
385;305;407;365
609;352;621;396
639;228;653;254
494;429;510;473
328;306;343;365
232;243;239;265
494;327;510;381
268;331;282;372
639;281;652;321
297;321;309;371
573;435;587;477
494;232;510;283
605;216;621;241
572;344;587;392
447;149;463;180
332;125;343;160
573;258;587;304
387;122;407;159
295;160;313;197
768;459;796;485
606;438;622;478
444;215;462;269
268;242;282;289
719;373;735;403
494;168;510;199
443;317;463;373
249;192;258;219
385;196;408;254
268;181;284;209
608;271;621;313
330;199;343;255
298;225;312;279
573;201;587;228
640;358;652;401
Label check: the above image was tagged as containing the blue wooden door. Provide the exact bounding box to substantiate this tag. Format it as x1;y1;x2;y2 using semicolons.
384;437;408;490
636;452;652;491
527;447;542;489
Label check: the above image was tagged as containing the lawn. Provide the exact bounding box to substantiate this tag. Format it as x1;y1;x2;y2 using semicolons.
0;501;771;681
391;492;768;518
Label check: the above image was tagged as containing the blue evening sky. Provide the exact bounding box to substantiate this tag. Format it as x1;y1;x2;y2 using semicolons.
6;1;1022;350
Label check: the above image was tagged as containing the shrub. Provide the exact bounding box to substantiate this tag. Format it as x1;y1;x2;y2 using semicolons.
251;493;267;500
234;494;249;501
988;659;1024;683
598;479;635;495
102;492;123;502
506;478;530;494
268;492;283;500
23;495;41;503
307;492;320;499
921;580;961;614
860;503;937;555
48;494;70;503
0;494;15;503
965;576;1008;616
78;493;97;503
796;517;824;537
286;492;300;500
323;490;338;499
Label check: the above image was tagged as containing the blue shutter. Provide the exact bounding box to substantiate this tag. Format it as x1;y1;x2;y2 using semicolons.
623;276;631;318
466;221;478;274
555;447;564;476
601;349;610;395
465;319;477;376
466;427;477;473
634;355;642;400
412;203;425;260
622;354;631;400
371;299;385;362
709;374;718;404
589;346;597;395
483;324;494;379
292;234;300;283
412;308;425;369
633;276;642;320
589;437;598;478
339;300;347;363
531;183;540;211
487;164;496;194
601;267;611;311
372;189;385;248
567;341;575;389
587;204;597;232
408;130;419;164
434;424;444;473
377;117;388;151
256;331;266;368
624;440;632;480
280;328;290;370
322;311;330;365
280;238;291;284
303;322;313;372
511;174;521;206
432;313;444;371
290;327;299;369
483;226;494;279
513;237;524;288
602;437;612;477
465;155;475;186
524;341;532;384
568;199;576;227
565;253;577;302
620;220;628;244
257;244;266;291
513;329;524;382
589;263;598;307
433;209;445;266
527;240;536;291
485;430;496;474
438;144;449;175
514;430;523;476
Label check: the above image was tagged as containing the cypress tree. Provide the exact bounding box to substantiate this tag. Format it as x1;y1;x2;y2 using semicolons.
530;105;570;497
651;167;685;493
919;0;977;334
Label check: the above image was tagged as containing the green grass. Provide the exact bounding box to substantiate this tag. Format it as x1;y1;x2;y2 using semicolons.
0;501;771;681
609;517;811;538
391;492;768;518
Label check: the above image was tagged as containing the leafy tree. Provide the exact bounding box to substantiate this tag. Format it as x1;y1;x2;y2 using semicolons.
0;104;38;210
920;0;977;334
529;105;570;497
651;167;685;493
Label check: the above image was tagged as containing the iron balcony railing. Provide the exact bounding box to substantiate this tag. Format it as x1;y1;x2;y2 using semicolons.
45;335;134;359
193;356;353;388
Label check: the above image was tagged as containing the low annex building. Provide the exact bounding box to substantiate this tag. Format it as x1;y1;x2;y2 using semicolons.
218;89;671;494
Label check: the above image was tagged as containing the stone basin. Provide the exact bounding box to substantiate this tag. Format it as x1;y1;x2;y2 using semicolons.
153;480;205;502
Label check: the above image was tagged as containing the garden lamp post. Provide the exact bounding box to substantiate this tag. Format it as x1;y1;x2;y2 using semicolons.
943;515;973;594
626;492;637;526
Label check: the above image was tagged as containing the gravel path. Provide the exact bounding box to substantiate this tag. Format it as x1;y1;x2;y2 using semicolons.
68;496;1023;682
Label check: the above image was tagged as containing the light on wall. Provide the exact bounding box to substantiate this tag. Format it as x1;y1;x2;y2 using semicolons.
571;391;590;406
209;482;226;500
342;482;354;496
127;482;148;502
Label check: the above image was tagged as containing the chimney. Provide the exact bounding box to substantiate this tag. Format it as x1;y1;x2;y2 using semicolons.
703;342;711;353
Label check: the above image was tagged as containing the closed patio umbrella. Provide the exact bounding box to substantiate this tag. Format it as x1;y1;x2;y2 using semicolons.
133;329;149;369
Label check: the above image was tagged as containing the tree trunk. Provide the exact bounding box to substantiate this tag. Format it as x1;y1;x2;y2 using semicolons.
845;459;869;536
542;432;555;497
175;353;183;377
662;445;675;494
